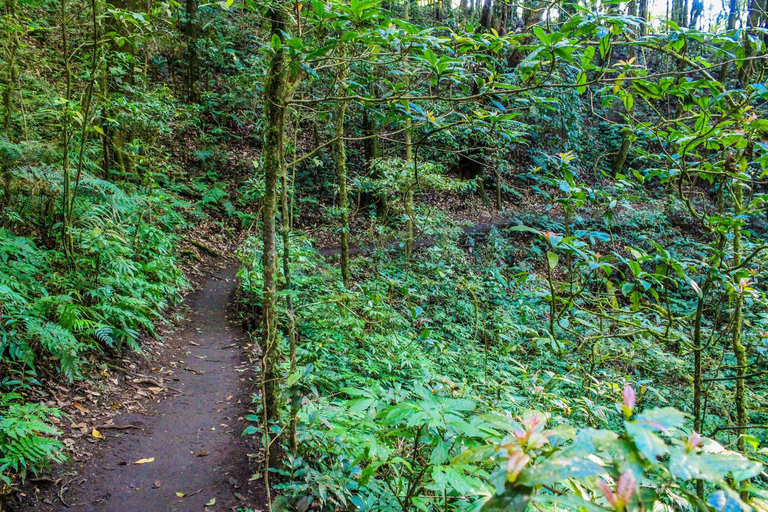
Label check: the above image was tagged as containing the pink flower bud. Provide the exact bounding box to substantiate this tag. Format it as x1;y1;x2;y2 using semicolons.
597;479;618;508
616;471;636;505
527;413;541;432
597;471;635;511
621;384;636;418
685;432;703;452
506;450;530;483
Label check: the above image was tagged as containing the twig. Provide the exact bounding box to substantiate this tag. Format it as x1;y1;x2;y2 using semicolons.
58;485;71;508
709;424;768;436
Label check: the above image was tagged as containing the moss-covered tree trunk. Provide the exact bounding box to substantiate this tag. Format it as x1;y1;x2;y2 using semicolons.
2;0;18;139
283;122;298;456
731;177;748;453
260;1;290;490
60;0;75;263
404;106;414;261
185;0;199;102
332;56;350;288
611;129;631;176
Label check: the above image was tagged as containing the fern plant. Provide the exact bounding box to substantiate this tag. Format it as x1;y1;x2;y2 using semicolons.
0;393;65;485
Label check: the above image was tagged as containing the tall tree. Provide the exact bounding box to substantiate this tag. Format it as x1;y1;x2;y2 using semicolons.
332;54;350;288
260;1;291;500
185;0;199;101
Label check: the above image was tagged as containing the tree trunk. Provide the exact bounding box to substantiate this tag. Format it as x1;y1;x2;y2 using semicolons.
103;0;137;179
611;130;631;175
479;0;492;28
731;177;748;454
260;2;290;495
507;0;544;67
2;0;18;139
283;127;298;457
404;106;414;261
689;0;703;28
185;0;199;102
638;0;649;34
60;0;75;263
332;60;350;288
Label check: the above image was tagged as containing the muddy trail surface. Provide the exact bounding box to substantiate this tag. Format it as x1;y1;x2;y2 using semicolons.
28;264;265;512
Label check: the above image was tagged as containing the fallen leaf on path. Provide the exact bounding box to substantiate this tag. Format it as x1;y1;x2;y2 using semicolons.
91;429;104;440
72;402;89;414
196;452;208;457
234;493;246;501
189;341;201;346
134;458;155;464
175;492;186;498
205;498;216;506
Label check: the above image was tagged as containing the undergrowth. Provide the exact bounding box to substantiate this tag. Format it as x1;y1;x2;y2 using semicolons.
239;209;768;511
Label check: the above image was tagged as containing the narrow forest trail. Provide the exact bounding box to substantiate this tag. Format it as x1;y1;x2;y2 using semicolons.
38;264;265;512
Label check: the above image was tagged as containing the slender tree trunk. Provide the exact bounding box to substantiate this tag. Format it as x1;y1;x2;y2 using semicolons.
2;0;18;139
720;0;740;81
740;0;766;85
185;0;199;102
612;130;631;175
404;108;414;261
103;0;136;179
731;178;748;453
689;0;703;27
362;86;386;219
332;59;350;288
403;5;414;261
283;126;298;456
638;0;649;34
692;274;712;498
70;0;100;216
479;0;492;28
1;0;19;214
261;4;290;507
60;0;75;263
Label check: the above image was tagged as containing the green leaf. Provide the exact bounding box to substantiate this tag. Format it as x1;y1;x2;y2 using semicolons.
517;457;603;487
625;421;667;462
271;34;281;51
481;491;532;512
532;26;550;45
547;251;559;270
635;407;687;430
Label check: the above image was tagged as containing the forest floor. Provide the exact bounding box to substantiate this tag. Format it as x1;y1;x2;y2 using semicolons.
15;263;266;512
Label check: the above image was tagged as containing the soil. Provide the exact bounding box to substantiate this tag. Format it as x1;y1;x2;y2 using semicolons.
14;263;266;512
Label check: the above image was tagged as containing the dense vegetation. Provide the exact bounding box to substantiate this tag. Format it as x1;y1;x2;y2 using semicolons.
2;0;768;509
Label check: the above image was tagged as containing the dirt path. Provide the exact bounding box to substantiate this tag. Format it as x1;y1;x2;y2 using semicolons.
34;264;265;512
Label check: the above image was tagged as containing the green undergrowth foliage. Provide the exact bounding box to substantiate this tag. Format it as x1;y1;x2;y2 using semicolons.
239;212;767;511
0;167;190;484
0;393;65;486
0;189;189;380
